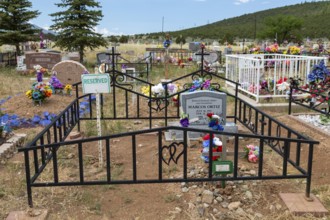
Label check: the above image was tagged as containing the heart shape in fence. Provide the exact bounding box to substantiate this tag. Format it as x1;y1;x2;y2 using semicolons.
161;142;185;165
148;98;169;112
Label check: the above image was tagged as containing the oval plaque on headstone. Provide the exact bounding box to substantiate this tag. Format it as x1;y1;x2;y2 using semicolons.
204;52;218;63
51;60;87;85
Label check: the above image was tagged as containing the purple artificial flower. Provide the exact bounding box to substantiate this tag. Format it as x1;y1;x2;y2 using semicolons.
180;118;189;127
37;71;43;82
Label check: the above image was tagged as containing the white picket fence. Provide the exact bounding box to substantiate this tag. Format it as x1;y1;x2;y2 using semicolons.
225;54;327;102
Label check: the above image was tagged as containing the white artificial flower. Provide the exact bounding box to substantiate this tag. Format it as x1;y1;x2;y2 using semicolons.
33;65;42;71
276;82;290;91
151;83;165;95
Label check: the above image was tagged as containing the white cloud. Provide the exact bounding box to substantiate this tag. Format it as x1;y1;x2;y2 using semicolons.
234;0;253;5
93;26;125;36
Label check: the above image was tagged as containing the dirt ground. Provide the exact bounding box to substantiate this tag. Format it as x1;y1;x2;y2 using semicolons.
0;94;330;220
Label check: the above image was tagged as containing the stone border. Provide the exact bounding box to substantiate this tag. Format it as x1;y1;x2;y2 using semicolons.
0;133;26;162
288;114;330;138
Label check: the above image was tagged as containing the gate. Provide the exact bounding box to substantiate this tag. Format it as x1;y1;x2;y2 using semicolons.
19;48;319;207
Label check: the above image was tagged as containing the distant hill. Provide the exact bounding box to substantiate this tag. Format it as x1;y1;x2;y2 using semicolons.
31;24;57;39
144;1;330;41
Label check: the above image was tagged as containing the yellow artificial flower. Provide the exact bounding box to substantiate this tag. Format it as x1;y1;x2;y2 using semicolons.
26;90;32;99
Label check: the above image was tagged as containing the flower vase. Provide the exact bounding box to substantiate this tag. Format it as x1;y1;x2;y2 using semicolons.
66;91;72;96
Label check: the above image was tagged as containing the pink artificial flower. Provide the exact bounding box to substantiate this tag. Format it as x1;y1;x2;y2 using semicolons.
248;153;258;163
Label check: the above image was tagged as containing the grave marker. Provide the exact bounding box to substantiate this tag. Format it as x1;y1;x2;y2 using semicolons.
52;60;88;85
165;90;227;141
25;52;61;70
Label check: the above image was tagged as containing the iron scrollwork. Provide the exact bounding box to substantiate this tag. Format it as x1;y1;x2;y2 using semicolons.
148;97;170;112
161;142;185;165
110;72;133;90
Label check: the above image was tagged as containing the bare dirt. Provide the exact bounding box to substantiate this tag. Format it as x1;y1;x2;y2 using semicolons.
0;95;329;220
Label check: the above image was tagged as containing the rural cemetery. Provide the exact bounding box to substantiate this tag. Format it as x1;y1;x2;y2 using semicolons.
1;0;330;219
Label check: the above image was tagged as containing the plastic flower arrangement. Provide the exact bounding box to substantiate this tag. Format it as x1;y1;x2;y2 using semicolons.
244;144;259;163
179;112;189;127
307;60;329;85
34;65;49;82
207;112;224;131
250;47;260;54
49;73;64;91
64;84;73;95
26;82;53;104
163;33;171;48
200;134;223;163
186;78;214;92
141;83;179;98
284;46;301;55
265;44;278;53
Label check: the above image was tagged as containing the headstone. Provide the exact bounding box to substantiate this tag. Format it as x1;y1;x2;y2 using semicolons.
52;60;88;85
16;55;26;71
189;42;201;52
67;52;80;62
165;90;227;141
204;52;219;63
224;47;232;55
96;52;111;64
25;52;61;70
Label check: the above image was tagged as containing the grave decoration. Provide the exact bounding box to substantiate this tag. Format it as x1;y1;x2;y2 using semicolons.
64;84;73;96
141;83;179;98
26;65;53;105
293;60;330;105
207;112;224;131
49;71;64;93
200;133;223;163
265;43;279;53
185;78;216;92
244;144;260;163
284;46;301;55
179;112;189;128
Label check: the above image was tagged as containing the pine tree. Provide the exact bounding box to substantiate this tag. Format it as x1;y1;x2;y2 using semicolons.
50;0;108;63
0;0;40;55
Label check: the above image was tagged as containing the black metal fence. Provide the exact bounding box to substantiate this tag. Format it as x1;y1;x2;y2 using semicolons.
19;48;319;207
0;52;17;66
288;80;330;116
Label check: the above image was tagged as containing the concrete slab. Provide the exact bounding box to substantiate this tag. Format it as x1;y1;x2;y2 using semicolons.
6;209;49;220
279;193;329;217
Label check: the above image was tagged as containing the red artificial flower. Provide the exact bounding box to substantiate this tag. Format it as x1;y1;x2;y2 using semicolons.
207;112;214;118
202;133;214;140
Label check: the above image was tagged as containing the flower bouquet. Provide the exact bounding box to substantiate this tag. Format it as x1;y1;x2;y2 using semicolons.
265;44;278;53
26;82;53;105
64;84;73;96
186;78;214;92
33;65;49;82
49;73;64;94
200;134;223;163
207;112;224;131
244;145;259;163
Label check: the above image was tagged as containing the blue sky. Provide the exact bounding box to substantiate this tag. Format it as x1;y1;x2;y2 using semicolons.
30;0;320;35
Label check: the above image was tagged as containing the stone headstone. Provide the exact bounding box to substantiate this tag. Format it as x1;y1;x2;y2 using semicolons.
16;55;26;71
189;42;201;52
51;60;87;85
67;52;80;62
224;47;232;55
165;90;227;141
181;90;227;126
204;52;219;63
25;52;61;70
96;52;111;64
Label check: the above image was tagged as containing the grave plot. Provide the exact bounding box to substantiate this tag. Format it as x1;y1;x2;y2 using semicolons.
16;49;319;212
226;54;326;102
